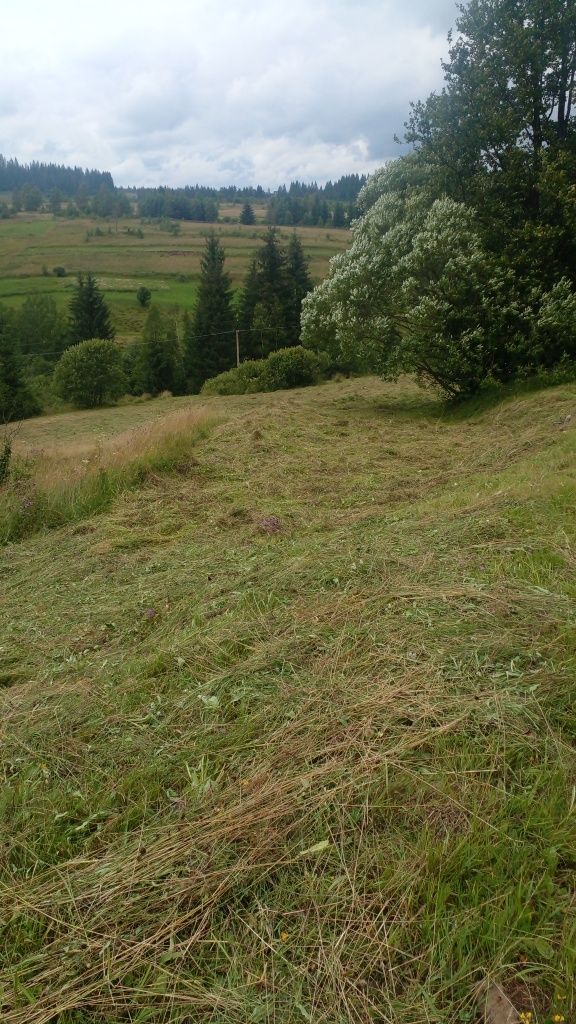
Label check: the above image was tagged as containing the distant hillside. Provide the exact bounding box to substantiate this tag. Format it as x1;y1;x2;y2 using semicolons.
0;155;114;198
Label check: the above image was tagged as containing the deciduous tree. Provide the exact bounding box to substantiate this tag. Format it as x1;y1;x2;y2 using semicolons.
54;339;126;407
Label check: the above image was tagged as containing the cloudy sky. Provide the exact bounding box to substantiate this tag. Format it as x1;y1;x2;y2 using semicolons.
1;0;458;189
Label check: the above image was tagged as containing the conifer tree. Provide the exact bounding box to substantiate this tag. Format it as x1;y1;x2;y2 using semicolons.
0;305;40;421
185;231;236;391
238;228;311;355
239;202;256;225
286;233;313;341
68;272;115;344
248;227;290;354
139;307;183;395
237;260;261;360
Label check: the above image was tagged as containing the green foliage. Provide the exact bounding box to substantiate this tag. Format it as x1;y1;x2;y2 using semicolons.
136;286;152;308
132;306;184;396
68;272;115;344
201;345;325;395
303;0;576;399
54;338;126;408
185;231;236;392
260;345;327;390
532;278;576;368
0;440;11;485
14;295;67;366
0;305;41;421
239;228;311;359
239;202;256;225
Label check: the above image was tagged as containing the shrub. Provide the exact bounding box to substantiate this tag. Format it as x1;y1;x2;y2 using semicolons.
201;347;326;396
54;339;127;408
260;346;326;390
532;278;576;369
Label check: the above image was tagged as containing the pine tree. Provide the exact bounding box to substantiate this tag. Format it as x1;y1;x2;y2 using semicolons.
185;231;236;391
139;307;183;395
238;260;261;360
285;234;313;341
239;202;256;225
238;228;303;356
332;202;346;228
68;272;115;344
251;228;290;353
0;306;40;421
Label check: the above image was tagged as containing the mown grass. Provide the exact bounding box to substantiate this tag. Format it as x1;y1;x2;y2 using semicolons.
0;407;212;543
0;377;575;1023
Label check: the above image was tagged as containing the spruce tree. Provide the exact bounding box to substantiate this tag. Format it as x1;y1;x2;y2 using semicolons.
139;307;183;395
286;233;313;341
0;305;40;421
185;231;236;392
68;272;115;344
238;260;261;360
251;228;290;353
239;202;256;225
238;228;307;356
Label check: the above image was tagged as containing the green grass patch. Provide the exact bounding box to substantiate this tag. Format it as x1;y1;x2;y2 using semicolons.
0;377;574;1022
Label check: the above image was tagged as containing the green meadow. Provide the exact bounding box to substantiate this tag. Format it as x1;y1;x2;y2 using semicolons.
0;210;350;339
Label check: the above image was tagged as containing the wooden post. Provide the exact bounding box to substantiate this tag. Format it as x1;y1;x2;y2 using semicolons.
236;329;240;368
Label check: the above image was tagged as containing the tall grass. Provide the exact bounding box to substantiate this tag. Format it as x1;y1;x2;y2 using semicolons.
0;407;212;543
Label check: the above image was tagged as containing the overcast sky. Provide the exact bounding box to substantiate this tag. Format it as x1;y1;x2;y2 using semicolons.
1;0;458;189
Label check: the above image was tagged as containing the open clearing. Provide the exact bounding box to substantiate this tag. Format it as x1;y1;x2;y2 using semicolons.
1;377;575;1022
0;211;350;339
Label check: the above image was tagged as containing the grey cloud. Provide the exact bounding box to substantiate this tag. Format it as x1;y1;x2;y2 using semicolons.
0;0;453;187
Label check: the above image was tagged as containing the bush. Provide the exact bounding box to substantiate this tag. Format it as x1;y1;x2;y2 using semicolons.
201;347;326;396
260;346;326;390
531;278;576;369
54;339;127;408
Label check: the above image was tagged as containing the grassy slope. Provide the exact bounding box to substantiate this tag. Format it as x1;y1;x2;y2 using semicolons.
0;378;575;1023
0;212;350;341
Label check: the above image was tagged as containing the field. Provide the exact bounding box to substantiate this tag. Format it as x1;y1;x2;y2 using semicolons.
1;376;575;1022
0;208;350;339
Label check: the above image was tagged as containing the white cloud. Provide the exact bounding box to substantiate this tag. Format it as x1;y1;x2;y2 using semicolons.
0;0;458;187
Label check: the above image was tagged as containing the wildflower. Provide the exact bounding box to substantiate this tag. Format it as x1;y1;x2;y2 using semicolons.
552;1015;565;1023
280;932;289;941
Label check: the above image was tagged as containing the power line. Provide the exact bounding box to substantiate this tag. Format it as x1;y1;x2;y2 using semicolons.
19;326;290;360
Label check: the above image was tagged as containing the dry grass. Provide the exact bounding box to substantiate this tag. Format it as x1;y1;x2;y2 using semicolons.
0;407;213;542
0;377;575;1023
